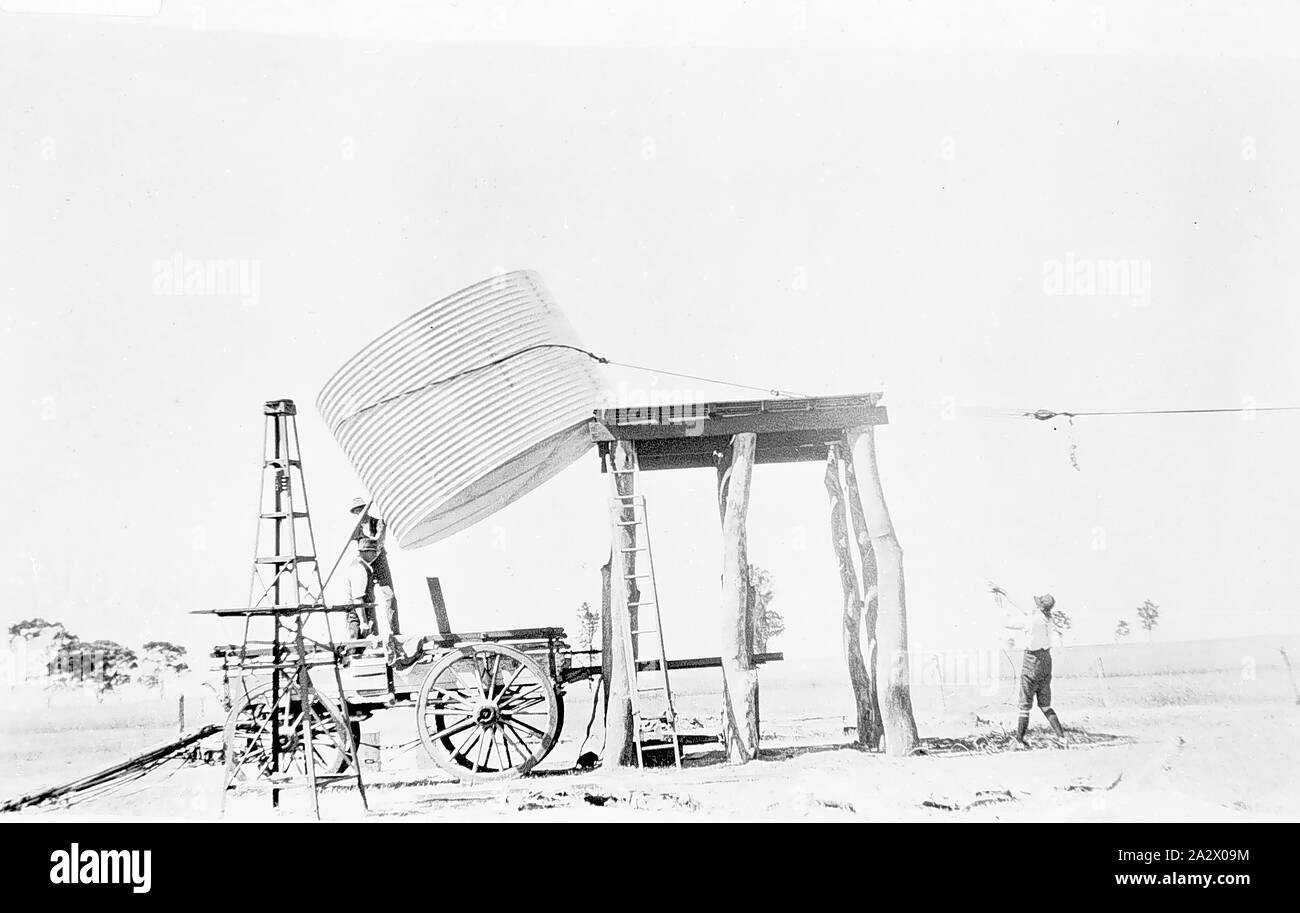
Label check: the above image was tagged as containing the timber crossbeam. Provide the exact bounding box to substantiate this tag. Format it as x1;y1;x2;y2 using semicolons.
590;394;887;470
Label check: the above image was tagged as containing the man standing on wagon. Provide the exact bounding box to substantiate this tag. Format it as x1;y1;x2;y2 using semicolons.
992;585;1069;749
344;497;412;665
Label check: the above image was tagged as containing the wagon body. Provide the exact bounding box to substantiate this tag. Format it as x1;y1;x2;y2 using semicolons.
213;627;573;782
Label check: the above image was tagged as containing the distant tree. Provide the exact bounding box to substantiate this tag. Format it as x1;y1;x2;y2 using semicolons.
77;640;137;700
8;618;78;691
748;565;784;653
1115;619;1131;641
8;617;76;650
1049;609;1072;644
9;618;50;639
574;601;599;653
140;641;189;693
1136;600;1161;641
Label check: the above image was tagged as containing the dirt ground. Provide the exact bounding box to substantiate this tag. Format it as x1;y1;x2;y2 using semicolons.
4;639;1297;822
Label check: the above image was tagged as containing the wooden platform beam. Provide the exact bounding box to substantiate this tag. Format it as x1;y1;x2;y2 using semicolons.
591;394;886;443
591;394;888;471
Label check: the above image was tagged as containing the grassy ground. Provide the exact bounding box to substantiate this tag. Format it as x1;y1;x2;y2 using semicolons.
3;635;1297;820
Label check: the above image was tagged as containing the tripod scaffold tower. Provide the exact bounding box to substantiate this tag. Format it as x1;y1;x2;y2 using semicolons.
217;399;366;816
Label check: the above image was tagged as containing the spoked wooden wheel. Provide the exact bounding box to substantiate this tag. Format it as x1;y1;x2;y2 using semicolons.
223;682;351;783
416;643;561;782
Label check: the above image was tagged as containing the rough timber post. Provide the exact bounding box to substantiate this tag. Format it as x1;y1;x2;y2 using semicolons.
851;427;919;756
602;440;637;766
824;447;877;749
716;440;760;742
839;437;885;747
719;432;759;762
599;552;613;707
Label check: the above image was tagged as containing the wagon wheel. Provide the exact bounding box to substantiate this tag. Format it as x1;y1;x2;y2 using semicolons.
223;682;352;783
416;643;561;782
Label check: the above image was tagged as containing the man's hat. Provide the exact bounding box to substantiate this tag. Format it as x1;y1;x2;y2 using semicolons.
349;496;369;515
1034;593;1056;611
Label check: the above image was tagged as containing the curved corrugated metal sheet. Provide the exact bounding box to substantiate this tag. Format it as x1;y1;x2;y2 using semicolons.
316;271;606;549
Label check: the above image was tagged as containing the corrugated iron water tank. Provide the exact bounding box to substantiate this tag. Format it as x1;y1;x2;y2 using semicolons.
316;271;607;549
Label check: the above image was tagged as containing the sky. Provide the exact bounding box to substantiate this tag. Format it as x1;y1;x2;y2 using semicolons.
2;1;1299;668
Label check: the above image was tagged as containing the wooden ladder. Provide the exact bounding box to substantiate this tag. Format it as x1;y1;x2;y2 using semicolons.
608;463;682;768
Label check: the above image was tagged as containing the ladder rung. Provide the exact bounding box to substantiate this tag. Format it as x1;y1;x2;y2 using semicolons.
260;511;308;519
629;628;657;636
254;555;316;563
616;546;648;553
623;574;652;579
264;459;302;467
627;601;656;607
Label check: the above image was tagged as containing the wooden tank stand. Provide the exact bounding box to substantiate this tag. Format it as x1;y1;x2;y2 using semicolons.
590;394;920;763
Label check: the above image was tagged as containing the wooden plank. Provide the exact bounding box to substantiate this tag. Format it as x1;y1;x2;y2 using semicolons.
639;651;783;672
566;652;783;673
418;627;566;646
426;577;452;636
593;394;882;430
641;732;719;747
591;403;888;443
216;627;567;654
195;604;357;617
620;429;887;471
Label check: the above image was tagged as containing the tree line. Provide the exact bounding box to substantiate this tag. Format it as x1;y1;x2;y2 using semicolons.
6;617;188;699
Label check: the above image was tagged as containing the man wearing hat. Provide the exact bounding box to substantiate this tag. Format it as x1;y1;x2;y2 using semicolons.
993;586;1068;748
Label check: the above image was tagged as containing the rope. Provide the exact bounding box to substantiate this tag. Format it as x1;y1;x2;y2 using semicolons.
1010;404;1300;470
1065;415;1080;471
330;344;809;433
601;358;811;399
1021;406;1300;420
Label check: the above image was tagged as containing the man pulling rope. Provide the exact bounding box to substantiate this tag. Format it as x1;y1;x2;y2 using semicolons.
992;584;1069;749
